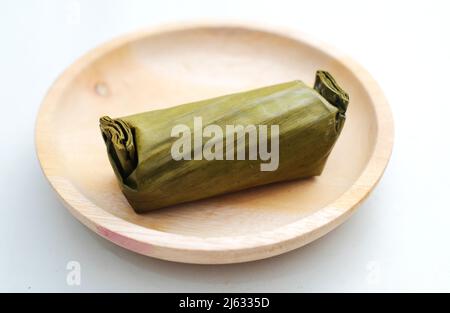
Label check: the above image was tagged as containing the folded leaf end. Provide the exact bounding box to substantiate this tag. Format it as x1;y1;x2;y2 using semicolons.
99;116;137;180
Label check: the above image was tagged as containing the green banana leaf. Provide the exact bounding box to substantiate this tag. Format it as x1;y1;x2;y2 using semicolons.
100;70;349;213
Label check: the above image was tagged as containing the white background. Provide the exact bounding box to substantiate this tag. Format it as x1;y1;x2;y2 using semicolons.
1;0;450;292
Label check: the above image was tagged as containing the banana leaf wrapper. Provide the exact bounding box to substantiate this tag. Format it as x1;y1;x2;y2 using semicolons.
100;71;349;213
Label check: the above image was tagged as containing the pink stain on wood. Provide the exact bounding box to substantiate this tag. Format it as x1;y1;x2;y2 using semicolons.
96;225;151;255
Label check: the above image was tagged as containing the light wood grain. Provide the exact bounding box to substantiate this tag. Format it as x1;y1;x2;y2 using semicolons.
35;22;394;264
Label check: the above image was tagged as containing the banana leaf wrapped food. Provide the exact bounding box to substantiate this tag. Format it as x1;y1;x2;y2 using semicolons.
100;71;349;213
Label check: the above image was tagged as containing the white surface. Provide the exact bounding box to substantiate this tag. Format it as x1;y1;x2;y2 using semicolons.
1;0;450;292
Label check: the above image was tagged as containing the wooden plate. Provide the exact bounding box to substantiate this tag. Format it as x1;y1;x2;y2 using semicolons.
36;22;394;264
